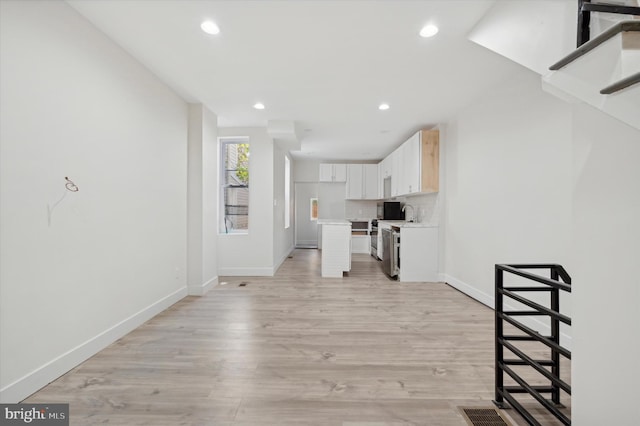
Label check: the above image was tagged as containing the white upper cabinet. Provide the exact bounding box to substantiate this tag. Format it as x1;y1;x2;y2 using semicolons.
402;132;421;195
334;164;347;182
383;129;439;198
363;164;378;200
346;164;364;199
346;164;378;200
380;156;392;178
391;147;402;197
319;164;347;182
319;164;332;181
378;156;392;199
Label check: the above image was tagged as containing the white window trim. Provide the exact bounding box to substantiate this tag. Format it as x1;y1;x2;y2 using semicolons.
284;155;291;229
219;136;250;235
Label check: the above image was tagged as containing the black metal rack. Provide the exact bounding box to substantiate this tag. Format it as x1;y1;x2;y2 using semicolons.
494;264;572;426
577;0;640;47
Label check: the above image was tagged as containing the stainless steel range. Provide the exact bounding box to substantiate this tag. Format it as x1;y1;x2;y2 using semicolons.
382;226;400;278
370;219;378;258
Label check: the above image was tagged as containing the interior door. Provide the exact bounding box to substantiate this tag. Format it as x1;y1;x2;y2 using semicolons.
295;182;319;248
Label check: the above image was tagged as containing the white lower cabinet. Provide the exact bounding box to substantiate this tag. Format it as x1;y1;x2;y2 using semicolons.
377;222;391;260
399;227;438;282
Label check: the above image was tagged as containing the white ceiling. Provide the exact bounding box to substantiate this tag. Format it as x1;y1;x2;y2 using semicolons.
67;0;522;161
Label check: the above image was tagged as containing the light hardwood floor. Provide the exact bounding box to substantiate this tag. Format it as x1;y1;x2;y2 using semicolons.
25;250;570;425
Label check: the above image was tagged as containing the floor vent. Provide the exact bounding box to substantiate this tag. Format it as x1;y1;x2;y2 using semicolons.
459;407;512;426
239;282;248;287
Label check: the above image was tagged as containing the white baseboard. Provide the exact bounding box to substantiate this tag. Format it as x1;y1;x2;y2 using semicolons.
442;273;494;308
441;273;572;350
273;246;295;275
0;287;188;403
188;276;218;296
218;246;295;277
217;266;275;277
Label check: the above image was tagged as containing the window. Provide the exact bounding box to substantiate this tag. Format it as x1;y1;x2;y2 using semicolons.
284;155;290;229
220;138;250;233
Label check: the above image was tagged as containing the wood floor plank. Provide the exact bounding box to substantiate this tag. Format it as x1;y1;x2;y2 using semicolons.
24;250;569;425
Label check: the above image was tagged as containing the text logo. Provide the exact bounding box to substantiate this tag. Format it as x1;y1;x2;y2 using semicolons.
1;404;68;425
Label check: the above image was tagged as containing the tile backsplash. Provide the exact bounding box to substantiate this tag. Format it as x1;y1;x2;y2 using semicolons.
345;200;377;219
344;193;440;225
394;192;439;225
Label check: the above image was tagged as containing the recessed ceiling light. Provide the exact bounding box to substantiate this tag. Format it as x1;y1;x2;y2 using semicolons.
378;103;390;111
253;102;265;110
201;20;220;35
420;24;439;38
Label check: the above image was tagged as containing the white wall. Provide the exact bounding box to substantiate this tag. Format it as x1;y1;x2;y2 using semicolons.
292;158;347;221
202;107;219;287
442;58;640;423
273;146;294;272
292;158;320;182
187;104;218;295
571;103;640;426
217;128;275;276
465;2;639;422
0;0;188;402
443;69;573;339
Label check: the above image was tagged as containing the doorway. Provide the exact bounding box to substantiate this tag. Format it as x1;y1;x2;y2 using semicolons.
295;182;318;248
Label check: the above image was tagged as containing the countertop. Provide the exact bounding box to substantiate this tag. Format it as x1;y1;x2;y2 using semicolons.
378;220;439;228
317;219;438;228
317;219;351;226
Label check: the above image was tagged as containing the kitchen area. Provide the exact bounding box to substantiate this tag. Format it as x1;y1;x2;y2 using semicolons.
310;128;441;282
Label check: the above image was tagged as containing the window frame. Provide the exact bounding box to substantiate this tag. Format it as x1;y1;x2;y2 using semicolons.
219;137;250;235
284;155;291;229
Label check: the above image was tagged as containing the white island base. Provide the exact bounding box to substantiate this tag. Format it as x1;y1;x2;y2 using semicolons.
318;220;351;277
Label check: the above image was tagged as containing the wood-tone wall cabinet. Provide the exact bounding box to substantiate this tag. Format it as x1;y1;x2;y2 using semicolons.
346;164;378;200
419;129;439;193
319;163;347;182
384;129;439;197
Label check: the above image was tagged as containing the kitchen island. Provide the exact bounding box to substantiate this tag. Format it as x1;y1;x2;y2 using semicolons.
318;220;351;277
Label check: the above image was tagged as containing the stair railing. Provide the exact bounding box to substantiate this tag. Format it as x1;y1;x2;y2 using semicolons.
494;264;572;426
578;0;640;47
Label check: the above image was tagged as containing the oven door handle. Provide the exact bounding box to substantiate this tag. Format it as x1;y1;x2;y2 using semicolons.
392;232;400;275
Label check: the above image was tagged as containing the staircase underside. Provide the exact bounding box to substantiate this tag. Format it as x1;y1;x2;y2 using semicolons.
468;2;640;130
544;20;640;130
